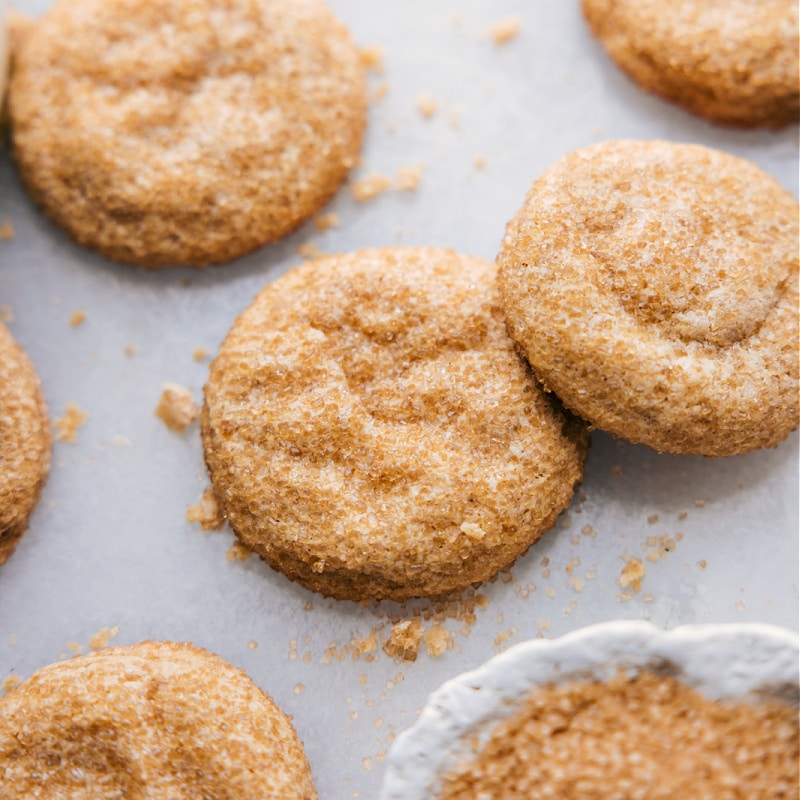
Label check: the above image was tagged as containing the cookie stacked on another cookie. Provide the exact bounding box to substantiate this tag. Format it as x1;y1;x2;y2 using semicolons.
203;247;588;601
582;0;800;128
0;641;317;798
498;140;799;457
9;0;367;267
0;323;50;564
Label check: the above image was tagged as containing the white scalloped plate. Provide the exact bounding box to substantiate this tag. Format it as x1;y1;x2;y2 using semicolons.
379;621;800;800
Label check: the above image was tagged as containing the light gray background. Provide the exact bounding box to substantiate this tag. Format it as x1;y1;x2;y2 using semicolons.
1;3;797;799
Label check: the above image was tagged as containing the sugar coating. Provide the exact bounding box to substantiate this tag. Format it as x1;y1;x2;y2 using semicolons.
0;323;50;565
583;0;799;128
9;0;366;268
0;641;317;799
498;141;799;456
439;671;799;799
202;247;587;601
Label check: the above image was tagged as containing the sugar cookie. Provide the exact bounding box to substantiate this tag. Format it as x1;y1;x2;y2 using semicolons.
9;0;366;267
0;641;317;798
0;322;50;564
202;247;588;601
498;141;799;456
582;0;799;128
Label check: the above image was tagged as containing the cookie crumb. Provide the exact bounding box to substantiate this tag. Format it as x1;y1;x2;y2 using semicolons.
155;383;199;432
0;305;13;323
226;542;252;562
359;46;383;72
111;435;131;447
313;212;341;232
647;514;659;524
415;92;438;119
54;403;88;442
248;640;258;650
735;600;746;611
293;683;306;695
383;620;423;662
69;310;87;327
1;675;22;694
362;757;374;773
423;625;452;657
351;174;391;202
124;344;137;357
0;221;14;241
297;241;327;260
697;560;708;569
351;630;378;659
694;499;706;508
186;487;224;531
192;346;210;362
610;465;623;476
473;156;486;170
490;16;521;44
88;626;119;651
396;164;424;192
67;642;82;657
372;82;389;102
618;557;645;592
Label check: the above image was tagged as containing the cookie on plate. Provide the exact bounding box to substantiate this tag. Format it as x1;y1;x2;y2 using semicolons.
9;0;366;268
582;0;799;128
0;641;317;799
498;140;799;457
0;322;50;564
202;247;588;601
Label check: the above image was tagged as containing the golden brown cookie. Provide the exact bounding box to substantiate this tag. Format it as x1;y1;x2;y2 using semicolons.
0;641;317;799
0;322;50;564
202;247;588;602
498;140;799;457
582;0;799;128
9;0;366;268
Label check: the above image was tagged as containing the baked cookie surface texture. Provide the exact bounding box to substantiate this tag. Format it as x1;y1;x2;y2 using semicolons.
9;0;366;268
582;0;800;128
0;322;50;564
498;141;799;457
202;247;588;601
0;641;318;799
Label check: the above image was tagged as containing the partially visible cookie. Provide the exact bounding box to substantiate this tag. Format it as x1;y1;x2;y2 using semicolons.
498;141;799;457
0;641;317;799
582;0;799;128
9;0;366;268
0;322;50;564
202;247;588;602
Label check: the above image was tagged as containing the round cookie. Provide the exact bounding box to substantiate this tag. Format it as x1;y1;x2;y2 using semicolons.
582;0;799;128
0;322;50;564
9;0;366;268
0;641;317;799
202;247;588;602
497;140;799;457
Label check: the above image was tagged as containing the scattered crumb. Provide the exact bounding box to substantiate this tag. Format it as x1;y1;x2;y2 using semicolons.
111;435;131;447
415;92;438;119
288;640;298;661
642;593;654;603
359;46;383;72
581;524;597;537
570;577;584;593
423;625;452;658
678;511;688;521
694;499;706;508
69;309;86;327
124;344;137;356
545;587;556;599
474;156;486;170
0;221;14;241
372;82;389;102
293;683;306;694
53;403;88;442
735;601;746;611
0;305;13;323
697;560;708;570
313;212;340;232
297;241;326;260
494;627;518;648
610;465;624;476
352;174;391;202
490;15;521;44
67;642;82;657
88;626;119;651
248;640;258;650
226;542;252;562
647;514;659;524
396;163;425;191
383;620;423;662
192;346;210;362
304;601;314;612
560;514;571;529
352;630;379;659
618;557;646;592
155;383;199;432
186;487;224;531
2;675;22;694
362;757;374;773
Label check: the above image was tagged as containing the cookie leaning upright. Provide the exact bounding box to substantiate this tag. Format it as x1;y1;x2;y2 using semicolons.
0;323;50;564
202;247;588;602
9;0;366;268
498;141;799;457
0;641;317;798
582;0;799;128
